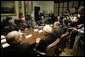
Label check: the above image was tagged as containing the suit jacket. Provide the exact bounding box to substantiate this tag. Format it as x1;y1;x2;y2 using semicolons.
35;28;63;52
26;20;33;28
18;23;28;31
4;24;19;34
1;43;37;56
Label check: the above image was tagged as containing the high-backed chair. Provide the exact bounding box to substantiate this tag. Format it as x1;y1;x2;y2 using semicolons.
54;32;70;56
46;38;60;56
59;32;69;49
34;38;60;56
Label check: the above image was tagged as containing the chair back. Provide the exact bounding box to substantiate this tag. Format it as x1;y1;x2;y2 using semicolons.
46;38;60;56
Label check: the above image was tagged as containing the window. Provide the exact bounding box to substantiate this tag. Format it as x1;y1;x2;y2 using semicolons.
54;1;83;16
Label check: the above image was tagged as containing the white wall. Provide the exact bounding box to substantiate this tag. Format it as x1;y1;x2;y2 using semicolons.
33;1;42;10
1;1;54;21
40;1;54;13
33;1;54;13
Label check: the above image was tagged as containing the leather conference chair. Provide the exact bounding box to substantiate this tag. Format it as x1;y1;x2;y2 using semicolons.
34;38;60;56
46;38;60;56
34;32;69;56
55;32;70;56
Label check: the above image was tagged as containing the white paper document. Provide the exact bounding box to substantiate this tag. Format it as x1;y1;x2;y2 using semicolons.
34;29;38;32
38;30;43;33
1;39;6;43
2;43;10;48
25;34;32;39
1;35;6;39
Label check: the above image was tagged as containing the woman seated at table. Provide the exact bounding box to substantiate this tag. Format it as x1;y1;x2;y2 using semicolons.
18;18;28;31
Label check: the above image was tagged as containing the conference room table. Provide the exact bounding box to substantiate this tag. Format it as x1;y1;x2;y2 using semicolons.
1;24;68;50
20;27;45;44
20;24;55;44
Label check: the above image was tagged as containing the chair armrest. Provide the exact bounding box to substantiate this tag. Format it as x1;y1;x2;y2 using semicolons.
60;32;69;39
46;38;60;56
46;38;60;49
33;48;46;56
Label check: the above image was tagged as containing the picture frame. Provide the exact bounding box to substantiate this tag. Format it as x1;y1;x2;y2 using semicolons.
1;1;16;16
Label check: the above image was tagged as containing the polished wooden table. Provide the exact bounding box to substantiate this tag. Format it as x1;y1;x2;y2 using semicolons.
20;25;54;44
20;28;45;44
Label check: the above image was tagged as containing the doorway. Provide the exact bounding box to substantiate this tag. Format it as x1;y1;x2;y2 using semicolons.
34;6;40;22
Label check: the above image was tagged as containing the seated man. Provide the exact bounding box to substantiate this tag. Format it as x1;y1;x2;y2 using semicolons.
1;31;37;56
26;18;34;28
4;19;19;35
1;17;12;35
35;25;58;52
52;21;64;38
18;18;28;31
35;22;65;52
36;20;43;26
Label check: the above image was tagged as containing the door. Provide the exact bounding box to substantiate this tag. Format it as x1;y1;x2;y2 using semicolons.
34;6;40;22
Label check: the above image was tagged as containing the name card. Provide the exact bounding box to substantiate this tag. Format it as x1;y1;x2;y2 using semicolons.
34;29;38;32
25;34;32;39
38;30;43;33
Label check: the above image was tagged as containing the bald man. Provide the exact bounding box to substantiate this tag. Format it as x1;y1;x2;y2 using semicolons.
1;31;37;56
6;31;22;45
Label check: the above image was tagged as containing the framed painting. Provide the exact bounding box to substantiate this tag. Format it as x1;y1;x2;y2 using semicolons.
1;1;16;16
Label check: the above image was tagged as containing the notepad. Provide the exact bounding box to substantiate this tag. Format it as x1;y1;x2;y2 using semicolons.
2;43;10;48
25;34;32;39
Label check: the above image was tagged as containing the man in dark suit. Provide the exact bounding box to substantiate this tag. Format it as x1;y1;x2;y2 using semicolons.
53;21;64;37
1;31;37;56
35;23;63;52
18;18;28;31
1;17;13;35
35;25;54;52
4;19;19;35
